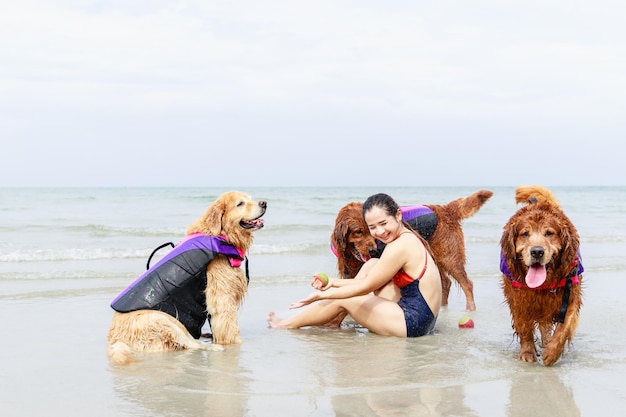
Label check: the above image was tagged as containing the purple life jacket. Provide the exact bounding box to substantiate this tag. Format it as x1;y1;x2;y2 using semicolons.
374;205;438;256
400;205;437;240
110;233;245;338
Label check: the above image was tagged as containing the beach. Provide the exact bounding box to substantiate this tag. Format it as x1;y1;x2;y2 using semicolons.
1;186;625;416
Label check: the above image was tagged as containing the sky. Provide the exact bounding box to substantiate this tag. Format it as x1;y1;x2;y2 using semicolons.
1;1;625;187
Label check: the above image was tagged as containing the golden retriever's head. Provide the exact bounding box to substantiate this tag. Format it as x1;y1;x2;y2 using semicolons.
187;191;266;251
501;192;579;288
331;202;378;278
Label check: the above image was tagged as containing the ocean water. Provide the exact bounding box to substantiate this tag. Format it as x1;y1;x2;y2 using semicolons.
1;186;623;297
1;186;625;416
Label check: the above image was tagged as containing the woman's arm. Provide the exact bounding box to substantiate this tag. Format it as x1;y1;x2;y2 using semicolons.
290;254;399;309
320;240;407;300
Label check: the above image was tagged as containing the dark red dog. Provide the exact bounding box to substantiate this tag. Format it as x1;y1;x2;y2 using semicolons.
331;190;493;311
500;185;583;365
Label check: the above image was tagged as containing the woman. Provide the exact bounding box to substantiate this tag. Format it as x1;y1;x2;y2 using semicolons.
267;193;442;337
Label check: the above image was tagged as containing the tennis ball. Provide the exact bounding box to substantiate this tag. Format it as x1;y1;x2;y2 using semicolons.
315;273;329;286
458;316;475;329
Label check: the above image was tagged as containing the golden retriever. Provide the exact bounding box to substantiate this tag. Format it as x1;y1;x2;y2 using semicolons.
331;190;493;311
500;185;583;366
107;191;266;365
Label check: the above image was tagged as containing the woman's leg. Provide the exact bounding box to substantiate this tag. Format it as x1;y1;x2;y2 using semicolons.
323;259;399;327
268;298;348;329
268;294;407;337
373;279;401;301
343;295;406;336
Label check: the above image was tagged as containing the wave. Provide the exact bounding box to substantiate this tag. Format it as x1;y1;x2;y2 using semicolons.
69;224;184;237
0;222;334;238
0;248;150;262
0;223;184;238
0;270;134;281
0;286;122;301
581;235;626;244
250;242;330;255
0;241;333;262
263;223;332;233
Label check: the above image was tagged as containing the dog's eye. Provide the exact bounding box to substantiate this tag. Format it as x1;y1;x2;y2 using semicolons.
520;231;530;237
545;230;554;237
237;201;245;207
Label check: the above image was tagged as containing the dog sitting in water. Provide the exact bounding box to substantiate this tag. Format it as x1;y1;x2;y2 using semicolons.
331;190;493;311
500;185;583;366
107;191;266;365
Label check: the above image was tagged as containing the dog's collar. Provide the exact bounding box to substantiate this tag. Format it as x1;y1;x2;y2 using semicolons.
501;253;583;324
500;252;584;290
218;234;246;267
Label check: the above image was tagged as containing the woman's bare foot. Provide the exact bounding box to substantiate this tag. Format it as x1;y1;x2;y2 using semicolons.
267;311;285;328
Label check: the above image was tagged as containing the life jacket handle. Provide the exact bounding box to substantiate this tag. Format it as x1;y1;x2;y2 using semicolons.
146;242;175;270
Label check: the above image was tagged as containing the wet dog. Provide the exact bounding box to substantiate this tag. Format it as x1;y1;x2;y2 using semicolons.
107;191;266;365
500;185;583;366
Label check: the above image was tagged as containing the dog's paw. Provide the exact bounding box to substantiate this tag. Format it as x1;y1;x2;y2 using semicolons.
207;343;225;352
519;346;538;363
541;346;563;366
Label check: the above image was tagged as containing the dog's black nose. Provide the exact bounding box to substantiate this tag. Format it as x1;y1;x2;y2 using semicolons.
530;246;544;259
259;201;267;209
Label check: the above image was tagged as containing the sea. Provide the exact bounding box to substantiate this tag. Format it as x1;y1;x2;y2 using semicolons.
1;186;625;416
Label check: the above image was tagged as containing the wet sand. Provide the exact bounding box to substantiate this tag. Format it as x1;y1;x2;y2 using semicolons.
1;271;623;417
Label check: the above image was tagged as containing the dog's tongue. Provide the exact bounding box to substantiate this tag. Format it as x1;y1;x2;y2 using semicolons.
525;265;547;288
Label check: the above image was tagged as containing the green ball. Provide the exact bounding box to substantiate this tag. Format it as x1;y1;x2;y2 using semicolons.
316;273;329;285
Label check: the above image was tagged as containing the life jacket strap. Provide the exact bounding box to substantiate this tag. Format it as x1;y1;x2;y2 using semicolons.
146;242;175;270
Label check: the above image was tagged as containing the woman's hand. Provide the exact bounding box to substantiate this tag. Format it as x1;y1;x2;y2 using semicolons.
311;273;332;291
289;292;320;309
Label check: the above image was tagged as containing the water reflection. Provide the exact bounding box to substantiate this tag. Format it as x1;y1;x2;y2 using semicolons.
506;368;580;417
110;346;251;417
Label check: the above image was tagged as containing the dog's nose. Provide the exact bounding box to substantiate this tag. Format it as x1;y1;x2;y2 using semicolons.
259;201;267;209
530;246;544;259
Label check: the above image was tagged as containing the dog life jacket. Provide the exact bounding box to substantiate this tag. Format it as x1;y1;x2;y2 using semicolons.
110;233;246;338
374;206;438;256
400;206;438;240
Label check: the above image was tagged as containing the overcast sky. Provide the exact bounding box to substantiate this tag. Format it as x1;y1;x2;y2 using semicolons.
1;1;624;187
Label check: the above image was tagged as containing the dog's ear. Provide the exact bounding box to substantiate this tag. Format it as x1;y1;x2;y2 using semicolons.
187;199;224;236
332;212;350;253
203;199;225;236
558;215;579;267
500;220;518;262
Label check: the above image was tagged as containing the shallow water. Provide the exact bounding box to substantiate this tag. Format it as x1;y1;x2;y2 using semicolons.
1;186;625;416
2;273;624;417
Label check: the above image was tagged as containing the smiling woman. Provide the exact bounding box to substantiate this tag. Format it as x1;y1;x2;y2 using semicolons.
267;192;443;338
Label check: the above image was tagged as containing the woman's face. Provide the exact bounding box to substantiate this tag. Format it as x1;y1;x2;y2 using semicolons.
365;206;402;244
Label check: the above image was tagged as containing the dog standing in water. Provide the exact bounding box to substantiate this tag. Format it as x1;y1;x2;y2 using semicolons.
500;185;583;366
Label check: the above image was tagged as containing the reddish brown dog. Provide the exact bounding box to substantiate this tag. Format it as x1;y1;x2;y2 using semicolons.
331;190;493;311
500;185;583;366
